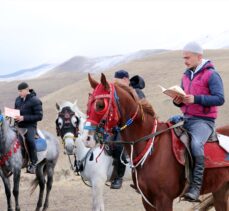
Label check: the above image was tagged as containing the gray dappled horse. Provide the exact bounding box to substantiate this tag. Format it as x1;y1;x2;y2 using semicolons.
56;101;131;211
0;113;59;211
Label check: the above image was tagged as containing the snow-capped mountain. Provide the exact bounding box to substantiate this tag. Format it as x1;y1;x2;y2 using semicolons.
1;29;229;82
0;64;58;82
54;49;166;74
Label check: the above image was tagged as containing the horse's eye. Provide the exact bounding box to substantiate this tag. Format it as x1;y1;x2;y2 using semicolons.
95;100;105;112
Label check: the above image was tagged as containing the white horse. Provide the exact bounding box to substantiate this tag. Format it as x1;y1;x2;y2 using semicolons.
55;101;131;211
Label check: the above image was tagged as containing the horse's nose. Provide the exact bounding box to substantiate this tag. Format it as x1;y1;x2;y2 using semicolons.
87;136;91;141
65;142;74;155
65;144;74;155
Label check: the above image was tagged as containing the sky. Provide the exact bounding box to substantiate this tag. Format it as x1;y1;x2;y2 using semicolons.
0;0;229;75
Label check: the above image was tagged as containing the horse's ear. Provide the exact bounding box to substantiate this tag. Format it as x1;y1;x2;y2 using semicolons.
56;103;60;111
101;73;110;91
73;100;78;106
88;73;98;89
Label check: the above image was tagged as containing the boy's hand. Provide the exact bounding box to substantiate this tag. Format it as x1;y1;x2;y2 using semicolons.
15;115;24;122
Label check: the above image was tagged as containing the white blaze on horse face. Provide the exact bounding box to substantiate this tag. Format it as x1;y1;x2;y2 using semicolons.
82;121;96;148
63;132;75;155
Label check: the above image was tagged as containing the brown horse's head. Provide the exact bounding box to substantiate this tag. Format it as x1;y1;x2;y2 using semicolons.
86;73;120;134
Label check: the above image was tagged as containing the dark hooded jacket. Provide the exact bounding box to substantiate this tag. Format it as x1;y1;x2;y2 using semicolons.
130;75;145;99
15;89;43;128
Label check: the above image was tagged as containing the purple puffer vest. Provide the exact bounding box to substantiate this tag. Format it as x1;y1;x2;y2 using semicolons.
181;65;217;119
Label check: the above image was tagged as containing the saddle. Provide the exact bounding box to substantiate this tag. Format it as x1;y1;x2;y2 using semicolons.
16;127;47;167
170;122;229;169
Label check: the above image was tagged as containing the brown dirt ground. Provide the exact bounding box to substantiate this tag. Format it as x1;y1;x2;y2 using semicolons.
0;159;215;211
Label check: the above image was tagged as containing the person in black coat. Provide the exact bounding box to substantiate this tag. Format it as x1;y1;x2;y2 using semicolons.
129;75;145;99
114;70;145;100
14;82;43;174
111;70;146;189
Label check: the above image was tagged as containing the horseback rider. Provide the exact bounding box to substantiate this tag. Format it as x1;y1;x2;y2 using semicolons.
111;70;145;189
173;42;225;201
14;82;43;174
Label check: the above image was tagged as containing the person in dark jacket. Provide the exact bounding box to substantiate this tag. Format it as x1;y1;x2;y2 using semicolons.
110;70;146;189
173;42;224;201
15;82;43;174
130;75;145;99
114;70;145;100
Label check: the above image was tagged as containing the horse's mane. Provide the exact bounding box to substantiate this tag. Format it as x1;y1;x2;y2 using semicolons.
114;83;156;118
0;117;16;148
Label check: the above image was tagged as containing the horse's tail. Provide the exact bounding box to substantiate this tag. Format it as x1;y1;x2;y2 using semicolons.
30;177;39;195
192;194;214;211
30;162;47;195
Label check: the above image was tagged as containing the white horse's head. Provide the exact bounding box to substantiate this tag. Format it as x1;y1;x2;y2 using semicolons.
70;101;97;148
56;100;84;154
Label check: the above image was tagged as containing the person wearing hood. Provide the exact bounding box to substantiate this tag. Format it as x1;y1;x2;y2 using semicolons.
15;82;43;174
173;42;225;201
110;70;146;189
114;70;145;99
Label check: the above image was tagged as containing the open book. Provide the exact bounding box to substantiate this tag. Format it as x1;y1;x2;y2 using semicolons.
4;107;20;118
159;85;186;99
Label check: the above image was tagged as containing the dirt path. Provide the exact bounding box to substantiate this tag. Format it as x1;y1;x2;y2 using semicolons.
0;169;214;211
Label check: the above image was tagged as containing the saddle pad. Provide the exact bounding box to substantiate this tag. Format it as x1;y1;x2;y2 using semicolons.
170;123;229;168
217;134;229;153
35;138;47;152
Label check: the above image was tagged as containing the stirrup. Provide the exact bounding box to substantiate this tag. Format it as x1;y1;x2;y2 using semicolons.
26;164;36;174
181;196;201;203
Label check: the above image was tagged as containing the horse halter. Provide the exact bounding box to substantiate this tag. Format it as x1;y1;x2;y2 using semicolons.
86;83;139;143
56;106;79;140
86;83;119;132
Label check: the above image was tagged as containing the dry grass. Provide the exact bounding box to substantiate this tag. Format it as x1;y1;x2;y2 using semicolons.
0;49;224;211
40;49;229;130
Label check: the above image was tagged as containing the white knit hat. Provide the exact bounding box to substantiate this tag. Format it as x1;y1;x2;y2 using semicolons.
183;41;203;55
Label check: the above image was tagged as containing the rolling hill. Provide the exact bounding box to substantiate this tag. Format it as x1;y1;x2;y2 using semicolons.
40;49;229;134
1;49;229;131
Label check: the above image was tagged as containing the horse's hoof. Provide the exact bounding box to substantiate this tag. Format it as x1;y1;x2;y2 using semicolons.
42;207;48;211
42;204;49;211
16;207;20;211
35;207;40;211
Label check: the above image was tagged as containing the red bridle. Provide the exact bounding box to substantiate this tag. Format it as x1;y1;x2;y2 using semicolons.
86;83;120;133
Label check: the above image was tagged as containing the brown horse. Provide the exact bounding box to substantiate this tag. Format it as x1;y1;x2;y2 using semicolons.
85;73;229;211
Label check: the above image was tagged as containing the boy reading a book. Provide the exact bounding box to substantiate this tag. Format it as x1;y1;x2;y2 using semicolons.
173;42;224;202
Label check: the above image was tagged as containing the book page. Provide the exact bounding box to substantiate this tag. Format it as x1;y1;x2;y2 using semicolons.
4;107;20;119
158;85;186;99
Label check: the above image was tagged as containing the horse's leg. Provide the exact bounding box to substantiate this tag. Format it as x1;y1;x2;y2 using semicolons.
142;198;156;211
43;163;54;211
156;196;173;211
36;164;46;211
212;182;229;211
1;175;13;211
142;195;173;211
91;179;105;211
13;169;21;211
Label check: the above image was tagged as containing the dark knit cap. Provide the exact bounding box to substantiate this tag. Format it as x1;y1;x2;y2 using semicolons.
114;70;129;79
18;82;29;90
